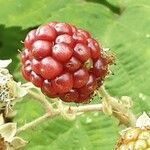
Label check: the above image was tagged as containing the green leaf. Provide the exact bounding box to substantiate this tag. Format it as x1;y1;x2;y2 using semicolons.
0;0;150;149
104;0;150;112
0;0;78;28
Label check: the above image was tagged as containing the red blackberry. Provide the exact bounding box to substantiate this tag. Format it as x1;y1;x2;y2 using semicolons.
21;22;112;103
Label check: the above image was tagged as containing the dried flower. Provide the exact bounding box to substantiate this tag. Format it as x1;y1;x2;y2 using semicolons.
0;114;27;149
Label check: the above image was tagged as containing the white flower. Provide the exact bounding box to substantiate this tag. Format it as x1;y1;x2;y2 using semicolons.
0;114;27;150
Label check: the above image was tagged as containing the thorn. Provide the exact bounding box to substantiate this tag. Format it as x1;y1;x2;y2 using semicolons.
20;40;24;44
18;49;22;53
68;106;72;113
93;93;97;97
68;106;71;111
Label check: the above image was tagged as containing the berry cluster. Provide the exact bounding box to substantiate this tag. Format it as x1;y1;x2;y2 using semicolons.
21;22;111;103
116;127;150;150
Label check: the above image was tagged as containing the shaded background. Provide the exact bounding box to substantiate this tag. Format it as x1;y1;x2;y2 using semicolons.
0;0;150;149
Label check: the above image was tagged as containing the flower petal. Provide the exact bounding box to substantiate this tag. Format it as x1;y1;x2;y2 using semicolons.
0;123;16;142
0;59;12;68
0;114;4;125
11;137;28;149
15;82;34;99
6;145;14;150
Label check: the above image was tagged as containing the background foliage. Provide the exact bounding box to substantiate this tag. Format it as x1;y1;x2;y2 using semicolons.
0;0;150;149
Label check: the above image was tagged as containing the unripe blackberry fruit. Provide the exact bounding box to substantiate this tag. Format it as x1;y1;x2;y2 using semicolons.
116;127;150;150
21;22;112;103
116;113;150;150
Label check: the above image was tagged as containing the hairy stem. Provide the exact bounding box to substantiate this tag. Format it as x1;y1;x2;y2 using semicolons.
17;104;103;134
98;86;136;127
71;104;103;113
17;111;60;134
18;86;136;134
28;90;53;113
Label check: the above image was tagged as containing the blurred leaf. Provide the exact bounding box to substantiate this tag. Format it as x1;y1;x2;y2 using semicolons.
0;0;150;149
0;25;30;79
104;0;150;112
0;0;77;28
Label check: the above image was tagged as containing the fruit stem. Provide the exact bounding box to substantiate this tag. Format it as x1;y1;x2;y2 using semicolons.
71;104;103;113
17;87;136;134
98;86;136;127
16;103;103;134
98;86;111;99
28;90;53;113
16;110;60;134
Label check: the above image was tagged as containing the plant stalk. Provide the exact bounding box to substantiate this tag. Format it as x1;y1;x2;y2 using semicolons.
98;86;136;127
17;111;60;134
28;90;53;113
16;104;103;134
18;86;136;134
